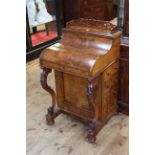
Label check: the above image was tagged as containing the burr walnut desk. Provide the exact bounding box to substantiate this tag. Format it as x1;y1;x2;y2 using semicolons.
40;19;121;143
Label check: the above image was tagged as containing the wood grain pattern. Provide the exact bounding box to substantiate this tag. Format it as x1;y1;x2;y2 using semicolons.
102;61;119;119
64;73;89;109
40;19;121;143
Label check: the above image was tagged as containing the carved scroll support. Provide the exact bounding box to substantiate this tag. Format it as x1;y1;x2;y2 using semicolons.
87;78;100;143
40;66;61;125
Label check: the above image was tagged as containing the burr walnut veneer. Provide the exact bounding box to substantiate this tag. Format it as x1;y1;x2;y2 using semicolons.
40;19;121;143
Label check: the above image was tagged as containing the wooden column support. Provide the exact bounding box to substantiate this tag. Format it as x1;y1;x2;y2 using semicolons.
87;79;101;143
40;66;61;125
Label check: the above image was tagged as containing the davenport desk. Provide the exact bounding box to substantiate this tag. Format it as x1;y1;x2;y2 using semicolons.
40;19;121;143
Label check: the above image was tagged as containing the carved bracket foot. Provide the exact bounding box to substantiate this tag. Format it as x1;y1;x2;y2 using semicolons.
46;107;62;126
87;135;96;143
86;120;103;143
46;107;55;125
87;121;97;143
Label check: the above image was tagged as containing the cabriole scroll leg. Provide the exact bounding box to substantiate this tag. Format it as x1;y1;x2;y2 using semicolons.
40;66;58;125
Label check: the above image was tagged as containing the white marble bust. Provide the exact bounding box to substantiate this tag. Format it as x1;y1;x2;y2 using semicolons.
35;0;53;24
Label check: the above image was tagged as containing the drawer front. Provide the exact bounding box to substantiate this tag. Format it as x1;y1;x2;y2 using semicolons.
80;6;104;19
102;61;119;120
80;0;103;7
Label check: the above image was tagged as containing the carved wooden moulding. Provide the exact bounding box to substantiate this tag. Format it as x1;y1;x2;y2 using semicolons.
40;18;121;143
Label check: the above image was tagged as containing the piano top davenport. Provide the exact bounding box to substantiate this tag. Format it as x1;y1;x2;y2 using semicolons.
40;19;122;143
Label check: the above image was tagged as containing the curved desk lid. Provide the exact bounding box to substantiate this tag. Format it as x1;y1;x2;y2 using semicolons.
40;19;121;78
